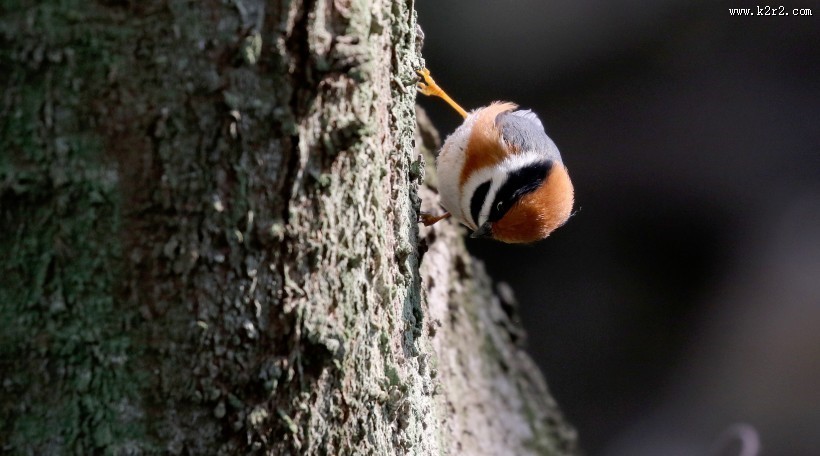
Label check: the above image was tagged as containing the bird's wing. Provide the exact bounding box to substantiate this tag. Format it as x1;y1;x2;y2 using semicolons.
496;110;562;162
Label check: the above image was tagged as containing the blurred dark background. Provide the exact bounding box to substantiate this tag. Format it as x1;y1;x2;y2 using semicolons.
416;1;820;455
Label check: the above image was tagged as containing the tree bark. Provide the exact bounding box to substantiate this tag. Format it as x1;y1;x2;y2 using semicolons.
1;1;577;454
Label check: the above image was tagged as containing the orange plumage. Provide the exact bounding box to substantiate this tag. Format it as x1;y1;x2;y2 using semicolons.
459;102;518;187
417;69;574;243
491;164;574;243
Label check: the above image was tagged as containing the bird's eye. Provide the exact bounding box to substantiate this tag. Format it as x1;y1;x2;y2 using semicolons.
496;201;503;212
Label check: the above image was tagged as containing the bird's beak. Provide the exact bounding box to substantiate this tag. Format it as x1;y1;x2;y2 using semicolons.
470;222;493;239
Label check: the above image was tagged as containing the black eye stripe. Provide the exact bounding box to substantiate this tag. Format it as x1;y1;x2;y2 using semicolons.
489;161;552;222
470;180;492;227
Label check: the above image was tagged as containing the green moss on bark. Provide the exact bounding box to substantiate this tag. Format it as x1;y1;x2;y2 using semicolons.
1;5;143;452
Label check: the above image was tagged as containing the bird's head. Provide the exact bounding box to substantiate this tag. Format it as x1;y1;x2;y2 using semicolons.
471;161;574;244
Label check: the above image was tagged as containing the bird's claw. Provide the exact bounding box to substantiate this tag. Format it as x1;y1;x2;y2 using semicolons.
419;211;451;226
416;68;441;97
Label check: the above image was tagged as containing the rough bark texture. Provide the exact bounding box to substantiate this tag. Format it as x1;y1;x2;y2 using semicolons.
1;1;577;454
415;110;578;455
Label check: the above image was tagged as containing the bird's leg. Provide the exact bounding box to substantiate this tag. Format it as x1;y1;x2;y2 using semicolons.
415;69;459;227
416;69;468;119
419;211;452;226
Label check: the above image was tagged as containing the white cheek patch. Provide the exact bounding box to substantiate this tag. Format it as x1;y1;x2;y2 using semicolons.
460;166;499;229
464;150;553;227
478;177;505;227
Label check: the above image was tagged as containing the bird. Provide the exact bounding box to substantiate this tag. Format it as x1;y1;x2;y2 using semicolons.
416;68;574;244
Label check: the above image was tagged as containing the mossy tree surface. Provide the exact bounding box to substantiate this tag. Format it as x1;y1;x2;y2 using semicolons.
1;1;577;454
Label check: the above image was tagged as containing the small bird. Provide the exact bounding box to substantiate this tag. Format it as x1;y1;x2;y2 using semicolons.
417;68;574;244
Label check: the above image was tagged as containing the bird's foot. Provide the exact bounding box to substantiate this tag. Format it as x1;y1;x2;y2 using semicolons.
416;68;444;97
416;68;468;118
419;211;451;227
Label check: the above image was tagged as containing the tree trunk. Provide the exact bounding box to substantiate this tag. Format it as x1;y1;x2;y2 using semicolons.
1;1;578;454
